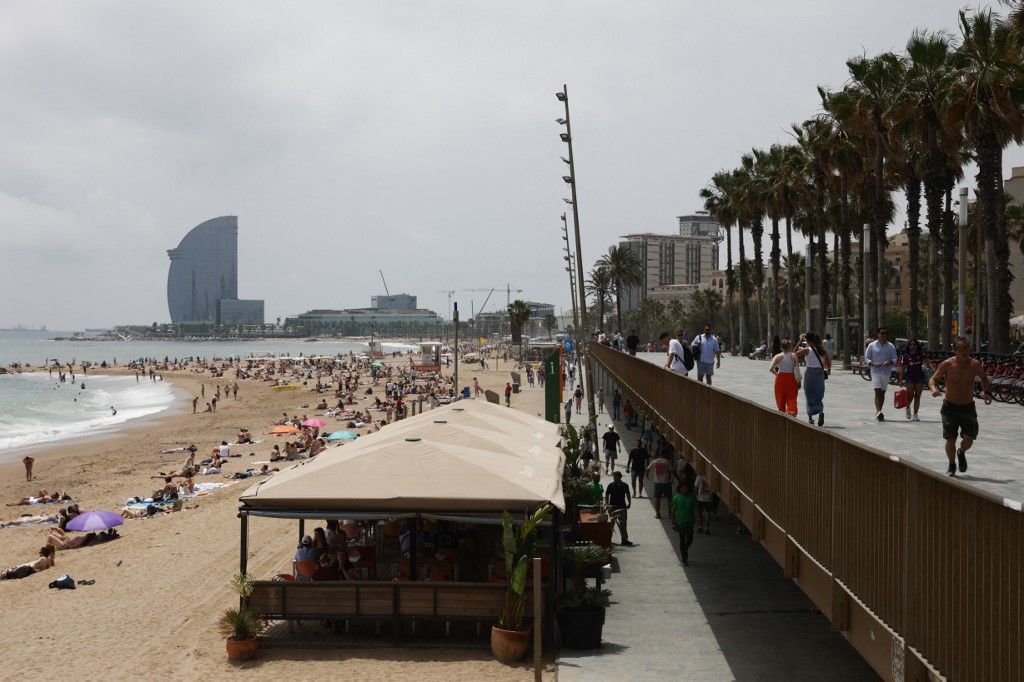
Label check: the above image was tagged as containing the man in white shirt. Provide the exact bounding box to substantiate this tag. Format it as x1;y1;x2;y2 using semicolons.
690;323;723;385
864;327;898;421
693;473;715;534
660;329;690;377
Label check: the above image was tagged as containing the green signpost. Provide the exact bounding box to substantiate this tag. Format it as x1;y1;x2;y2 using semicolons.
544;350;562;423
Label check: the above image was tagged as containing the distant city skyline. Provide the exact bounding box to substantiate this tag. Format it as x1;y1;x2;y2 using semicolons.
2;1;1022;329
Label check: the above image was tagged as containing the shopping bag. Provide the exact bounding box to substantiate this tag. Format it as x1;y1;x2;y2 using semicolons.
893;388;908;409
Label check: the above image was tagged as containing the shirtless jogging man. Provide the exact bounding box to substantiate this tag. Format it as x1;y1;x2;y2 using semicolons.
928;336;991;476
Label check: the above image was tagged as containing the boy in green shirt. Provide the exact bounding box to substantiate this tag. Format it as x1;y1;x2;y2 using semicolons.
584;472;604;506
670;482;697;565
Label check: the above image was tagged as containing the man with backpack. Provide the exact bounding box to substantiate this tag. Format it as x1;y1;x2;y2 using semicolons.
660;329;693;377
690;322;722;385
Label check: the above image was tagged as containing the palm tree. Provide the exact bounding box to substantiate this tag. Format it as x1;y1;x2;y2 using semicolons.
950;8;1024;352
598;245;643;335
507;300;532;357
845;52;904;330
700;171;739;350
543;313;557;340
732;166;751;352
689;288;724;328
780;144;805;339
585;266;614;333
742;151;768;345
901;30;958;348
760;144;787;340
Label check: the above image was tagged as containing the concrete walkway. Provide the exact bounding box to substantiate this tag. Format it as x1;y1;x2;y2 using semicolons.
557;411;878;681
634;351;1024;503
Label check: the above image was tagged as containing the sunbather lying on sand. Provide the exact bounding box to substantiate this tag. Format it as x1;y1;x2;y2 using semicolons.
47;528;119;550
7;490;71;506
121;500;183;518
227;464;279;480
1;545;54;580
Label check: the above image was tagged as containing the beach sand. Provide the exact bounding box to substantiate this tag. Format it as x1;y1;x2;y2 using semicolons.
0;355;556;679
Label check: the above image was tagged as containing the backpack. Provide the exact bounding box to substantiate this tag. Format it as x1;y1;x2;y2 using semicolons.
682;344;695;371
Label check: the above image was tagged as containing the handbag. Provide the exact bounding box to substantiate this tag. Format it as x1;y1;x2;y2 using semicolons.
811;346;828;380
894;388;909;409
792;359;802;387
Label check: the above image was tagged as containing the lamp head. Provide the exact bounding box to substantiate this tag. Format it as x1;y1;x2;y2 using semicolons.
556;118;567;125
563;175;572;183
559;132;570;142
556;92;567;101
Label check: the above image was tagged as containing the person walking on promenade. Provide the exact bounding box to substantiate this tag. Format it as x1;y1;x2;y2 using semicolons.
800;332;831;426
611;388;622;421
584;471;604;505
928;336;992;476
661;329;691;377
564;398;573;425
504;382;512;407
602;424;622;474
646;451;673;519
626;439;649;498
626;329;640;356
671;481;697;565
605;471;634;546
596;386;605;413
574;385;583;414
865;327;898;421
694;472;714;534
898;339;927;421
690;322;722;386
580;429;595;471
768;338;800;417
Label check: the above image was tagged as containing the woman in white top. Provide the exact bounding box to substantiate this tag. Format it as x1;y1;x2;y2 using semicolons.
800;332;832;426
768;338;800;416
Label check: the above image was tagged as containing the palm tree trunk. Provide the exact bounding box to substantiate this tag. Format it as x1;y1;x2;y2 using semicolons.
726;225;735;351
979;135;1002;351
994;146;1011;353
738;222;748;352
785;215;796;339
872;137;884;331
815;173;828;333
924;141;944;350
805;230;814;334
840;173;853;368
752;215;765;347
906;176;922;340
770;216;781;343
974;226;983;349
942;185;955;348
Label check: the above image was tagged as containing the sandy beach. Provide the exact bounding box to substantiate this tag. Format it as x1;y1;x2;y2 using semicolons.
0;355;554;680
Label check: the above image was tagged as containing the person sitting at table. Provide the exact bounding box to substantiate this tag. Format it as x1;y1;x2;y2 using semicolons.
340;549;360;580
312;552;340;581
295;534;319;563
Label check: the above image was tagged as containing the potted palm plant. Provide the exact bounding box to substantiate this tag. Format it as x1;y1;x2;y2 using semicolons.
556;543;611;649
218;572;265;661
491;504;551;662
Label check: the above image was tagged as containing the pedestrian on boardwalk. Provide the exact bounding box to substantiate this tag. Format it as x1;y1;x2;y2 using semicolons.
671;481;697;565
660;329;691;377
626;439;649;498
694;472;714;534
623;399;636;429
898;339;927;421
646;451;674;519
626;329;640;356
504;382;512;407
602;424;621;474
641;416;653;450
928;336;992;476
574;385;583;414
768;338;800;417
605;471;634;546
584;471;604;505
800;332;831;426
564;398;573;425
611;388;622;421
690;322;722;386
865;327;898;421
580;429;595;471
596;386;605;413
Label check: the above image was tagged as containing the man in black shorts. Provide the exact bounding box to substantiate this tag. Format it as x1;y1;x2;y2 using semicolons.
928;336;991;476
604;471;633;546
626;440;649;498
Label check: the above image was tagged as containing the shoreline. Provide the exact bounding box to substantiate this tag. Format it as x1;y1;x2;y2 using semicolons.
0;372;192;462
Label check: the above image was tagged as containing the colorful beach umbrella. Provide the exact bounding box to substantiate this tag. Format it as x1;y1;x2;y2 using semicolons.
325;430;358;441
269;425;300;435
302;418;326;428
66;510;124;532
371;361;385;368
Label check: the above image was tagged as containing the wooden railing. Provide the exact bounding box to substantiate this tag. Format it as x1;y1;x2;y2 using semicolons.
590;342;1022;681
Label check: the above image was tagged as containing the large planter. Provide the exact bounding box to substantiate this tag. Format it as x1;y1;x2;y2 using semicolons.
490;625;530;661
225;637;258;661
557;607;606;649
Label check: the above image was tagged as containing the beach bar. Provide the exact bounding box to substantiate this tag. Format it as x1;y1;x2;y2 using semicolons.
237;400;565;646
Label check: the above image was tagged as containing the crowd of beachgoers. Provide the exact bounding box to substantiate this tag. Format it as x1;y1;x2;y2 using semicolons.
1;348;462;584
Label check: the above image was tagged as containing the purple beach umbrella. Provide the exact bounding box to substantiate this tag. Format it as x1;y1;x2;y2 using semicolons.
66;510;124;532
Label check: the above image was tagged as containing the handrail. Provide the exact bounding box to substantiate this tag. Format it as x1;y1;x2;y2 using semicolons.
590;342;1021;682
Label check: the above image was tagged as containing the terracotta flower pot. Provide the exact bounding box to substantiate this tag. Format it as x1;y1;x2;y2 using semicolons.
490;625;530;661
226;637;258;661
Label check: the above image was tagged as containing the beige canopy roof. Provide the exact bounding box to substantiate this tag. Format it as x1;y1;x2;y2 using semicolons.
239;400;565;514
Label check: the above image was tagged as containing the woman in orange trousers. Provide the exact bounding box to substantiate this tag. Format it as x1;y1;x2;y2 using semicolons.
769;338;800;416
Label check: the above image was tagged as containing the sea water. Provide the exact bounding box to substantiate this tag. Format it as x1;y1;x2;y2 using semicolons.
0;372;180;456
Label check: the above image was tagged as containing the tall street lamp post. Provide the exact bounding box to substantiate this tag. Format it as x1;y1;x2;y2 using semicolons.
557;84;596;420
958;187;968;343
862;223;871;346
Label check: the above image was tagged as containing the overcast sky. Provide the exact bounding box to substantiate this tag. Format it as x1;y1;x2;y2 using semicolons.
2;1;1022;329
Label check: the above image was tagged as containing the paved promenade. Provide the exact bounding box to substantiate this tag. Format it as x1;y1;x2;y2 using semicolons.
557;407;877;681
633;352;1024;503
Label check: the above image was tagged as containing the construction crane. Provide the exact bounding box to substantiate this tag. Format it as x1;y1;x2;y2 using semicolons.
379;270;391;296
458;284;523;312
438;288;454;317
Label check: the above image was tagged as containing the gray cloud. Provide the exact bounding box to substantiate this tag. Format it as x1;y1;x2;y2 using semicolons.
1;1;1020;328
